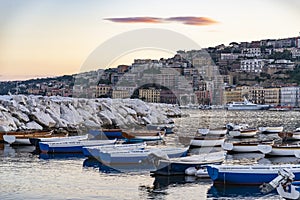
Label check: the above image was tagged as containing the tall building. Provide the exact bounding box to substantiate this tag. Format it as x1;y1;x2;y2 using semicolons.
281;87;300;107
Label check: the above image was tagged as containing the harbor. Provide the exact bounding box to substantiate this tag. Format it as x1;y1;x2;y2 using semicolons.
2;109;300;200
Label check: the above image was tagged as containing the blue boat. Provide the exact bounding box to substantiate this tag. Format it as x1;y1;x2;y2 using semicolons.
152;151;226;175
39;139;116;153
97;147;188;165
207;164;300;185
82;143;146;157
88;129;124;139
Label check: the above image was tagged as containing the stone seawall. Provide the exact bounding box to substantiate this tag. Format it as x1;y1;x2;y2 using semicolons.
0;95;183;132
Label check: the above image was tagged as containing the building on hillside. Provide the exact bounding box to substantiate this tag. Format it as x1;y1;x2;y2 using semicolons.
280;87;300;107
264;88;280;106
241;48;261;57
249;87;265;104
96;84;112;98
240;59;265;73
112;90;130;99
139;88;161;103
223;89;242;104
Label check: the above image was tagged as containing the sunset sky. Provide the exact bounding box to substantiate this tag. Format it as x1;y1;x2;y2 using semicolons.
0;0;299;81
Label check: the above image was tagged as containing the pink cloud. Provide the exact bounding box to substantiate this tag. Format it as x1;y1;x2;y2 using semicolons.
104;16;218;26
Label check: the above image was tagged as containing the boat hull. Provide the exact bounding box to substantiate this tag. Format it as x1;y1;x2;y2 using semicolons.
222;143;260;152
190;138;225;147
207;165;300;185
228;130;257;138
97;148;188;165
39;139;116;153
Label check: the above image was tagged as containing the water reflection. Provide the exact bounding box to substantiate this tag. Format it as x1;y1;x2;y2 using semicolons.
39;153;85;160
207;184;278;199
83;158;156;173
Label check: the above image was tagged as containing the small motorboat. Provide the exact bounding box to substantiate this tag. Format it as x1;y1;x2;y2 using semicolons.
190;136;225;147
122;130;165;143
29;134;88;148
258;143;300;157
222;140;274;153
197;128;227;137
152;151;226;176
259;126;284;134
228;129;258;138
96;147;188;165
39;139;117;153
82;142;146;157
3;131;65;145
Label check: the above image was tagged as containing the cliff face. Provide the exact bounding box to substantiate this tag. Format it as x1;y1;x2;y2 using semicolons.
0;95;182;132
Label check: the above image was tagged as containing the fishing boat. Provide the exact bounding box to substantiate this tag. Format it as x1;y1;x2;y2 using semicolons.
88;129;124;139
258;126;284;134
29;134;89;148
228;129;258;138
206;164;300;185
152;151;226;176
3;131;65;145
82;142;146;157
222;140;274;153
197;128;227;136
146;124;175;134
0;130;51;142
96;147;188;165
190;136;225;147
39;139;117;153
257;143;300;156
122;130;165;143
227;97;270;110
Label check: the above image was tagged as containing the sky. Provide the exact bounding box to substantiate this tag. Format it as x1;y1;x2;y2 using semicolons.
0;0;299;81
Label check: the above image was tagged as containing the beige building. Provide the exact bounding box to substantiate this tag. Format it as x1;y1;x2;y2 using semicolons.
223;89;242;104
139;88;161;103
112;90;130;99
96;84;112;98
249;87;265;104
264;88;280;105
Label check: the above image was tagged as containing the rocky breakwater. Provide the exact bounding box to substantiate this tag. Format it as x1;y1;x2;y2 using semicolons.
0;95;183;132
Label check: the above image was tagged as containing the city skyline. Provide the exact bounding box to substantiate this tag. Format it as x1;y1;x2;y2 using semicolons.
0;0;299;81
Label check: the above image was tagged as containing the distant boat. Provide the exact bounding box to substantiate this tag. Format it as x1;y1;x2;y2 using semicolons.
152;151;226;176
190;136;225;147
222;140;274;153
146;124;175;134
206;164;300;185
228;129;258;138
29;134;89;148
257;143;300;156
227;97;270;110
3;131;66;145
88;129;124;139
258;126;284;134
95;147;188;165
39;139;117;153
0;130;52;142
198;128;227;137
122;130;165;143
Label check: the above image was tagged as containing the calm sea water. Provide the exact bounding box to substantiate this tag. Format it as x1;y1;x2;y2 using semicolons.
2;110;300;200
